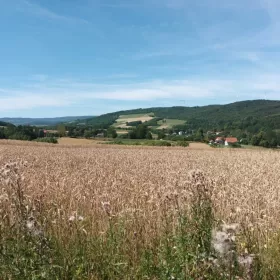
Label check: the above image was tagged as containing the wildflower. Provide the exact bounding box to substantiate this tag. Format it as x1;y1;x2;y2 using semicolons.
69;216;75;222
78;216;84;222
238;254;255;270
26;217;35;230
26;217;43;237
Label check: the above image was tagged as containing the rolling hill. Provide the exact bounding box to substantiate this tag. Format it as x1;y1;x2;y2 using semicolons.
83;100;280;131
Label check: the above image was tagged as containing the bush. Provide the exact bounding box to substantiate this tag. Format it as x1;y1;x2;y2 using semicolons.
126;121;142;126
118;133;129;139
229;142;241;148
166;135;188;141
150;141;171;147
176;141;189;147
34;137;58;144
103;140;172;147
240;138;249;145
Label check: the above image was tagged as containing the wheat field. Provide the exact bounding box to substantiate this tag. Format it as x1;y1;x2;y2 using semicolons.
1;141;279;226
1;140;280;279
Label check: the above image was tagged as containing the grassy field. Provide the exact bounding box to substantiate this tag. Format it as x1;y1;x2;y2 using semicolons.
113;113;155;128
103;139;190;147
116;130;129;135
113;114;186;130
157;118;186;129
1;141;280;279
118;113;154;119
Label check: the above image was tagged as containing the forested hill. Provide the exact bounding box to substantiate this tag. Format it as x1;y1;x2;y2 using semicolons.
83;100;280;130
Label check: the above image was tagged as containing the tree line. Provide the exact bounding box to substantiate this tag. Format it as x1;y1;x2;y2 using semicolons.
0;125;57;143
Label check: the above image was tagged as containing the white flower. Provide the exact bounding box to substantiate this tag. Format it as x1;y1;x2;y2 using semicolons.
69;215;75;222
78;216;84;222
26;220;35;230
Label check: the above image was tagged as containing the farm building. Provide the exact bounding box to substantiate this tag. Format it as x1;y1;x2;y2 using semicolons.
215;137;224;144
225;137;238;146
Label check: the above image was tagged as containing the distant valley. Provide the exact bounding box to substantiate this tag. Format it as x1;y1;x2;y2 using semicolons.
0;116;93;126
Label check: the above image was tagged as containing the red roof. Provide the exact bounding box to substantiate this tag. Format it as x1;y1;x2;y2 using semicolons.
225;137;238;143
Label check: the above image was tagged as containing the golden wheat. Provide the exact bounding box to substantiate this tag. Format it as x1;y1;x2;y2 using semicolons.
1;140;279;233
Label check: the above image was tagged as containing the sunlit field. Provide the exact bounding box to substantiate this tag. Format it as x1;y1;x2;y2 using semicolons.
1;140;280;279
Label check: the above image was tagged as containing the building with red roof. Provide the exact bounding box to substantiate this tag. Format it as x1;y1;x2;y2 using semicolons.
225;137;238;146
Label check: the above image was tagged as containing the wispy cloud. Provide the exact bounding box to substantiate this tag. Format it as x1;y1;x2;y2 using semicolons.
0;73;279;113
21;0;89;24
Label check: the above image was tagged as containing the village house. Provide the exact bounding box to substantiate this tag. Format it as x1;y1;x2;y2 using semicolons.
215;137;224;144
225;137;238;146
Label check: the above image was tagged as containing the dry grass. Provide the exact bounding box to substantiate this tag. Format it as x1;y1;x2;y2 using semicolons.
0;141;279;229
1;140;280;278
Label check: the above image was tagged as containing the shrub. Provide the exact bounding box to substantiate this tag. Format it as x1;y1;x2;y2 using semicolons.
126;121;142;126
229;142;241;148
176;141;189;147
150;141;171;147
34;137;58;144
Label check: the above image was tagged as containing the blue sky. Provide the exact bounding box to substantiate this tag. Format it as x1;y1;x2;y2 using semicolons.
0;0;280;117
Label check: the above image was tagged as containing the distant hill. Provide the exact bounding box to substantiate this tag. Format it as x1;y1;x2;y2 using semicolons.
83;100;280;130
0;116;93;126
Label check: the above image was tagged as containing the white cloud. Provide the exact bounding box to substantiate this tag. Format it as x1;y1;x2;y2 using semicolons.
0;74;279;113
0;93;71;111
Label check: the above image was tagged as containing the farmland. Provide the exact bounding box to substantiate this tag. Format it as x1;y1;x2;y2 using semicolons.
157;118;186;129
113;113;155;128
1;140;280;279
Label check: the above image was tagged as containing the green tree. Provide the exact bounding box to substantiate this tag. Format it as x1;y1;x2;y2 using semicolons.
107;127;118;138
38;130;45;138
57;124;66;137
194;128;204;142
251;135;259;146
146;132;153;140
84;130;92;139
157;131;166;140
269;138;278;148
0;128;5;139
129;124;151;139
260;140;270;148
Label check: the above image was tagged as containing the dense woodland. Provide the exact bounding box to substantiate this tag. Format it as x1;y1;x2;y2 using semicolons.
82;100;280;129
